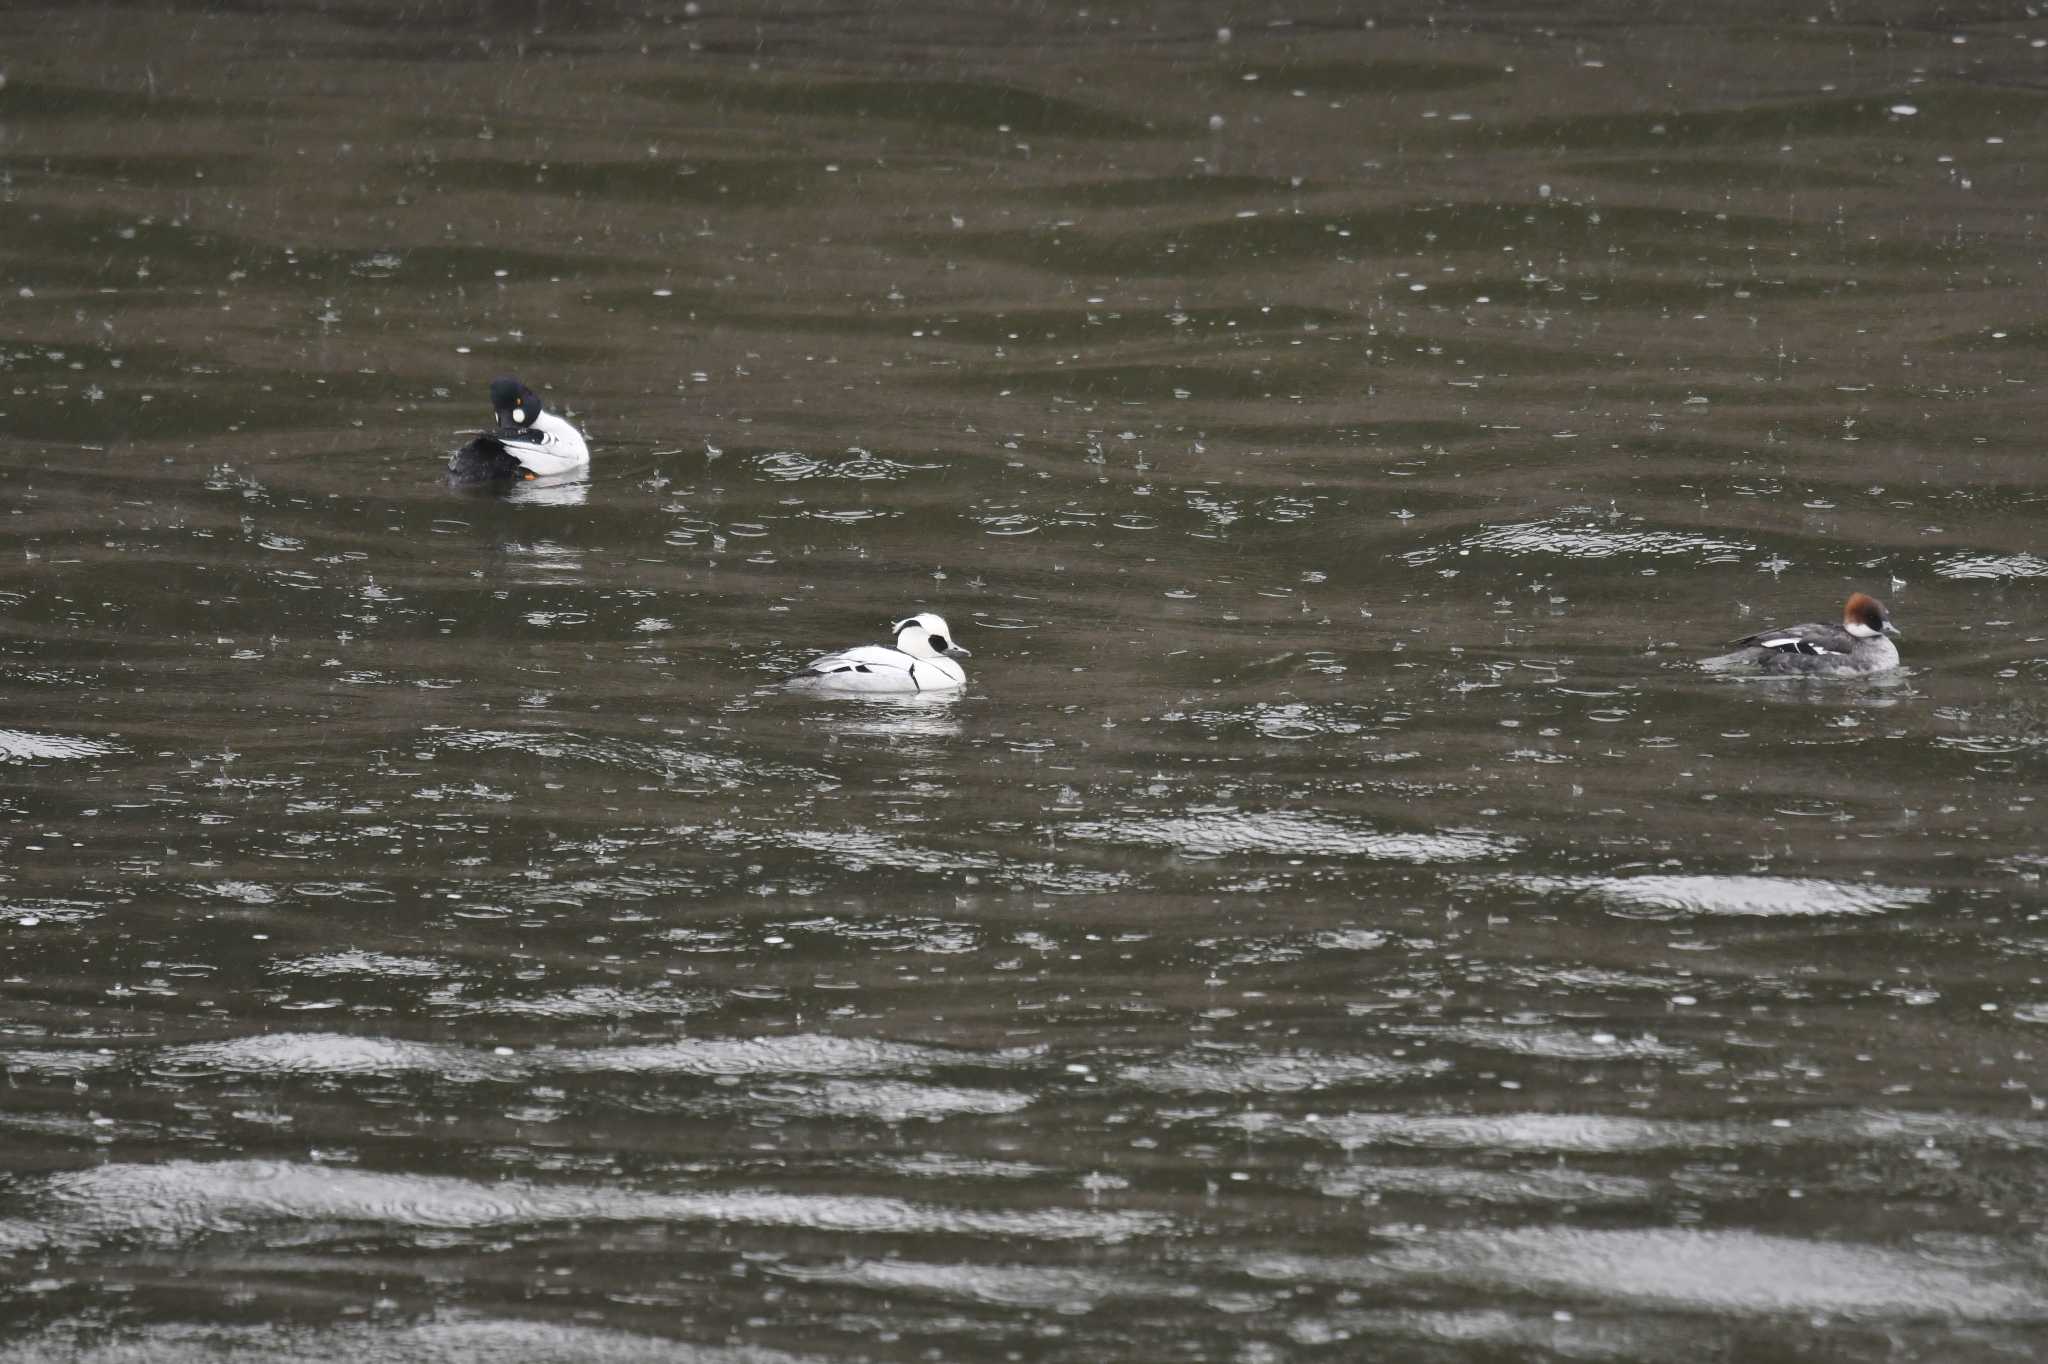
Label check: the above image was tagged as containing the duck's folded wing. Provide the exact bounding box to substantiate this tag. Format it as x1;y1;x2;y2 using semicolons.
797;644;908;676
493;430;568;477
1727;623;1837;654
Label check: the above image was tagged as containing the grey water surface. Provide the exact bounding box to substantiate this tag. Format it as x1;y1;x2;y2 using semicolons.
4;3;2048;1360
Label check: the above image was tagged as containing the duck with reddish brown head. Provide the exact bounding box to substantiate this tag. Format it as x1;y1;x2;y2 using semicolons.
1702;592;1902;676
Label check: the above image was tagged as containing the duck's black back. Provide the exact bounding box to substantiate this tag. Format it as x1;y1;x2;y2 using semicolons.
448;433;525;484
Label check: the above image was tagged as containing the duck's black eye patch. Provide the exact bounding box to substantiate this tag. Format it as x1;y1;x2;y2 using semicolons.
929;634;948;651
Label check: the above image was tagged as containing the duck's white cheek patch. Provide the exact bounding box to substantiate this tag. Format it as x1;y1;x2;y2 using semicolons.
512;407;526;423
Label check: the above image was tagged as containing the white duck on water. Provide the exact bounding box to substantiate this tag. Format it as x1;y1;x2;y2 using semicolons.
789;613;970;693
448;376;590;483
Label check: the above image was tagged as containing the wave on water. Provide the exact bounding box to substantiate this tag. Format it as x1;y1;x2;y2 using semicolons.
0;1316;824;1364
1066;809;1517;863
6;1031;1044;1086
0;729;122;762
1402;518;1751;566
1934;552;2048;580
23;1158;1170;1249
1485;872;1928;918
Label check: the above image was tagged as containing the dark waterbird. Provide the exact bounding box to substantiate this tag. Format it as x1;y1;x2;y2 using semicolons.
447;375;590;484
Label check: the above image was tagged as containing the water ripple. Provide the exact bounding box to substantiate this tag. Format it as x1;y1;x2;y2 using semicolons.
1373;1227;2048;1321
269;951;452;979
153;1034;518;1082
1119;1047;1442;1094
701;824;1133;893
0;729;122;762
1402;517;1751;566
0;1319;820;1364
49;1031;1039;1086
1174;702;1366;738
1934;552;2048;580
1240;1110;1736;1154
778;827;992;874
195;882;278;907
1390;1024;1691;1062
552;1035;1041;1078
751;447;937;481
763;1079;1032;1121
1934;733;2048;754
773;1256;1192;1310
428;985;708;1020
973;508;1041;536
1242;1107;2048;1157
0;898;100;926
0;1047;121;1077
30;1159;1169;1247
433;729;753;785
1066;810;1516;863
1317;1163;1656;1207
1491;873;1928;918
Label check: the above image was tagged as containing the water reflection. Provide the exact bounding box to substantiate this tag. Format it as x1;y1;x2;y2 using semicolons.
780;689;966;743
498;474;592;509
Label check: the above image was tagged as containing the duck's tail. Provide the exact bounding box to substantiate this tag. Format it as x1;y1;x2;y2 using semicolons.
447;434;530;484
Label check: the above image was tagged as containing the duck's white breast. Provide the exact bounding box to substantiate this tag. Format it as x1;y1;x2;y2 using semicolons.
505;412;590;477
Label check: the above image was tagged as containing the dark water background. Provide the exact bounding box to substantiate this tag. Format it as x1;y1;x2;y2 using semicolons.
4;3;2048;1360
